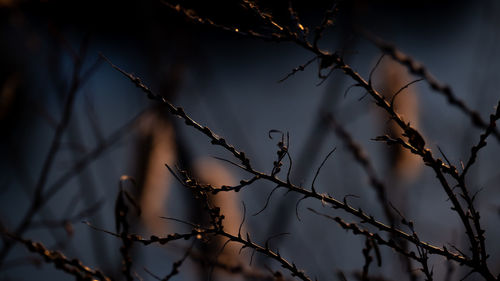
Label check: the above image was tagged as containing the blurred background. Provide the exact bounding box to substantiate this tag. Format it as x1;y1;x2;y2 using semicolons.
1;0;500;280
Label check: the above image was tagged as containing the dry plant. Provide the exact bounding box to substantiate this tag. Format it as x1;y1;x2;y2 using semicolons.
1;1;500;281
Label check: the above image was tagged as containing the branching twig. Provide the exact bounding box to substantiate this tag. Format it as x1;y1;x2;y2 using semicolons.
106;57;474;269
362;31;500;142
109;3;499;280
2;231;112;281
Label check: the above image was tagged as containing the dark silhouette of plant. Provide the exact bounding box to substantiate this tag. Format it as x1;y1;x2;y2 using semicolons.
1;1;499;281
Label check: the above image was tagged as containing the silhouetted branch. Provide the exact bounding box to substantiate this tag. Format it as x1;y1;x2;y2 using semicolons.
107;57;476;271
362;31;500;143
2;231;112;281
